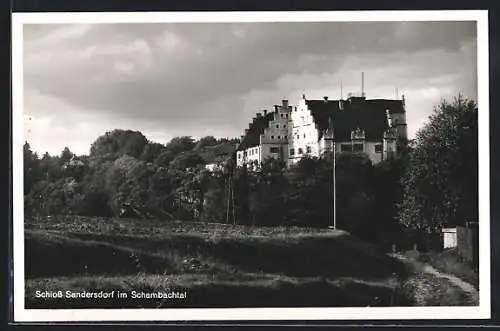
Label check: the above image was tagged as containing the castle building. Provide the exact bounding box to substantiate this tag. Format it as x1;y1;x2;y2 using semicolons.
236;92;407;169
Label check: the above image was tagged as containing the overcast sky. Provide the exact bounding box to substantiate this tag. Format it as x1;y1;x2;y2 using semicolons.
23;21;477;156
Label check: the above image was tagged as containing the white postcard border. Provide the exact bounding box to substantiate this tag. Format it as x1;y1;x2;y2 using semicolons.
12;10;491;322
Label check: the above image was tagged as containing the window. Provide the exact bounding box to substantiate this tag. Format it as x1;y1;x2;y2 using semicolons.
296;135;300;139
353;143;364;152
303;134;306;138
290;148;295;156
306;146;312;153
284;124;287;129
270;147;280;154
276;124;280;128
285;136;288;140
238;154;241;159
298;148;303;155
244;151;248;156
271;135;274;140
277;135;281;140
375;144;383;153
341;144;353;152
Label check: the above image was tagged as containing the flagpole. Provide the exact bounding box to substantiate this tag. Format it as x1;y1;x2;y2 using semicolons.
328;122;336;231
333;139;336;230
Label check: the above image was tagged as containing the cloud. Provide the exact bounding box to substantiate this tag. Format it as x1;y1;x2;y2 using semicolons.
22;21;477;155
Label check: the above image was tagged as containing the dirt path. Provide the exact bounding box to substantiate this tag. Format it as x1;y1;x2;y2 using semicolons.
421;263;479;305
391;253;479;305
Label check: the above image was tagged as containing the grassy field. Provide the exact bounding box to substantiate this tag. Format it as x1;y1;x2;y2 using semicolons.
25;215;411;308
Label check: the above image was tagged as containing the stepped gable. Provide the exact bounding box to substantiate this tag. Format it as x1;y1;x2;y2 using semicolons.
306;98;404;141
238;112;275;150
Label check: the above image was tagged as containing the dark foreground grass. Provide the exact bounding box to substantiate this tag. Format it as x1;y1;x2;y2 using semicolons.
26;274;409;308
23;216;411;308
25;228;404;281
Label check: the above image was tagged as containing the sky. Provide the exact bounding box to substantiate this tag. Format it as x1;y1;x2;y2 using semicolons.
22;20;478;156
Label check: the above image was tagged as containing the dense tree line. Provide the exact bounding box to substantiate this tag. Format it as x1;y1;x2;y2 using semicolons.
397;96;479;232
23;96;479;246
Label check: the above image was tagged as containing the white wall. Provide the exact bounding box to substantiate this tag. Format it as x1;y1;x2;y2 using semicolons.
364;141;383;164
260;103;291;164
383;138;397;160
288;98;320;165
443;228;457;249
236;150;245;167
391;112;408;139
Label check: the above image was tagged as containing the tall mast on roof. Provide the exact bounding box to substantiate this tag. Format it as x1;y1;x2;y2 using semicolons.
340;79;343;100
361;72;365;97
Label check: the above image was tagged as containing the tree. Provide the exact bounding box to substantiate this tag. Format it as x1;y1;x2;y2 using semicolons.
90;129;148;160
169;151;206;170
165;136;196;156
140;142;166;162
398;95;478;231
60;147;74;164
194;136;218;150
24;142;41;195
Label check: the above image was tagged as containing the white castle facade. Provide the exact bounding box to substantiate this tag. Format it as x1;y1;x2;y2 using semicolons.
236;93;407;169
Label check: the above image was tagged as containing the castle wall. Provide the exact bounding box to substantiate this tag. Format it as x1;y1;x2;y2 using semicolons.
288;98;320;165
239;96;407;169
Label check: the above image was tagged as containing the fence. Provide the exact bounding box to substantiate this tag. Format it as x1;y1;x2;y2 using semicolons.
456;222;479;268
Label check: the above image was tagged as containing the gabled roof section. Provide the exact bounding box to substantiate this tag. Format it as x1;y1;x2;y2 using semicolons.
238;112;275;150
306;98;405;141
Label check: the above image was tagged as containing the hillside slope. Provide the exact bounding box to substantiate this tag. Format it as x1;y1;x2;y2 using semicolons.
25;216;408;308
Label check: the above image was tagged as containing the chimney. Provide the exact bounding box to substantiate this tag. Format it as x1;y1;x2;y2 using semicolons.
323;96;328;102
339;100;344;110
256;112;262;118
282;99;289;108
274;105;279;112
263;109;267;115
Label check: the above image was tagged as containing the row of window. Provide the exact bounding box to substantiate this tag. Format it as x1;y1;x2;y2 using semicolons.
270;135;288;140
289;146;312;156
275;124;287;129
240;143;386;159
339;144;383;153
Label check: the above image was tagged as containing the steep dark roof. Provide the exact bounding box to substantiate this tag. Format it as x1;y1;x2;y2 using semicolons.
306;98;405;141
238;112;275;150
